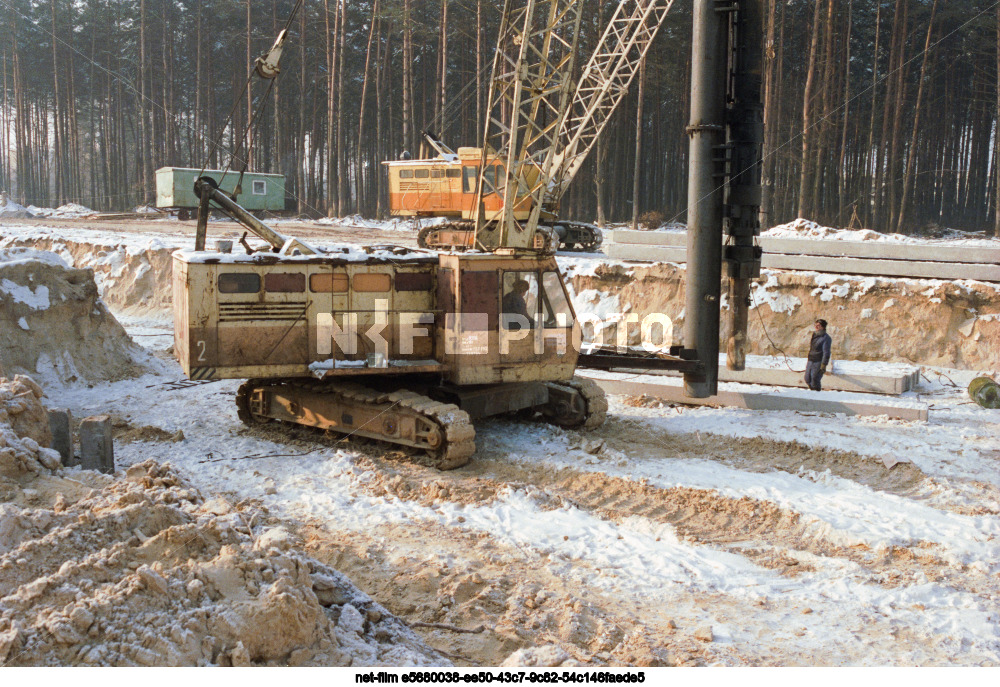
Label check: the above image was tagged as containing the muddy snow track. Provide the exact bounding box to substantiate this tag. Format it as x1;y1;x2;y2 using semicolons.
55;367;1000;667
203;410;1000;666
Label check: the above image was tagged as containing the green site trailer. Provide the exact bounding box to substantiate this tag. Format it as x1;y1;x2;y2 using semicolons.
155;167;286;211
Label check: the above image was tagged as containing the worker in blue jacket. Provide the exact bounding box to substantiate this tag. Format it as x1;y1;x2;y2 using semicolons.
805;319;832;391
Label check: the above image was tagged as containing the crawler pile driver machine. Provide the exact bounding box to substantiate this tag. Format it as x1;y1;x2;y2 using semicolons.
173;0;763;468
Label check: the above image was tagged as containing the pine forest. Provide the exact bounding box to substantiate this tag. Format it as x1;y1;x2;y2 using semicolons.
1;0;998;236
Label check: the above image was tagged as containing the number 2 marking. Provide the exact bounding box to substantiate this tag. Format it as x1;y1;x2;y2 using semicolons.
196;340;207;362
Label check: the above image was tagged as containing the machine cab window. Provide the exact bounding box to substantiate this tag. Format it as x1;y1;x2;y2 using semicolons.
501;270;574;331
462;166;478;193
501;272;537;331
541;271;573;328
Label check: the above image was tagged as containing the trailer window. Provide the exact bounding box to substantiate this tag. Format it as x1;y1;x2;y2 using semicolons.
353;273;392;292
310;272;348;293
218;273;260;294
414;169;430;179
264;272;305;293
431;169;444;178
446;169;461;179
252;180;266;195
399;169;413;179
541;271;573;327
395;272;434;291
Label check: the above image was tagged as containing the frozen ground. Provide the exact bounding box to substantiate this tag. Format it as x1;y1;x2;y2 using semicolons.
5;216;1000;666
48;321;1000;665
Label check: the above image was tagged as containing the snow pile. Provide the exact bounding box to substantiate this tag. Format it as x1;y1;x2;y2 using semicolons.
0;195;35;219
0;375;60;478
650;222;687;233
0;250;154;385
764;218;1000;246
314;215;449;232
0;455;445;666
25;203;94;219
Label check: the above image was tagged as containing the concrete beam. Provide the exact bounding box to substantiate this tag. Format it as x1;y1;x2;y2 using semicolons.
605;242;1000;282
604;355;916;395
609;229;1000;265
580;371;929;421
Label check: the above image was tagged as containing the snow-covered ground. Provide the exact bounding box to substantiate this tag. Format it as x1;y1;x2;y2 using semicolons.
5;216;1000;665
49;316;1000;665
640;216;1000;248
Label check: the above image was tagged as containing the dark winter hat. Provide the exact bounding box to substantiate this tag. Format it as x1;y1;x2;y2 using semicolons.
816;319;828;329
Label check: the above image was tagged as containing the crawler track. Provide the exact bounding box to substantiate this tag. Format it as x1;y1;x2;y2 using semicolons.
236;378;476;469
416;220;599;253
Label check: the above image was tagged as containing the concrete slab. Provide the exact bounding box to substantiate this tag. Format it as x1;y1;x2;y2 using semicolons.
47;408;74;466
601;354;917;395
579;370;929;421
80;415;114;474
605;243;1000;282
609;229;1000;265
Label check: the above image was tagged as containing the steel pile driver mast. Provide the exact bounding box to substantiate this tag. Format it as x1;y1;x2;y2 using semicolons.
683;0;764;397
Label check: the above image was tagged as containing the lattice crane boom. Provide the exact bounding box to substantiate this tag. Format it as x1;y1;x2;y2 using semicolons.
475;0;585;250
547;0;677;209
475;0;676;251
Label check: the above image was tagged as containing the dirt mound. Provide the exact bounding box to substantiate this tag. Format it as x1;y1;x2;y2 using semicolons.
0;375;60;479
0;234;177;317
25;203;94;219
0;250;152;385
0;456;445;666
0;195;35;219
0;377;443;666
568;262;1000;369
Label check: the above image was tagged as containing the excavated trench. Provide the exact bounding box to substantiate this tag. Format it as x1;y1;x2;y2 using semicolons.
3;226;996;370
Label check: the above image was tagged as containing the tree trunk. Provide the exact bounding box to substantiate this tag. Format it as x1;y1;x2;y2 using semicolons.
759;0;777;228
809;0;834;223
897;0;937;234
246;0;253;171
837;0;853;226
436;0;448;135
51;0;63;205
995;1;1000;237
402;0;414;156
886;0;910;231
476;0;482;134
357;0;379;217
324;0;336;215
631;57;646;230
866;2;882;227
336;0;347;215
297;7;306;213
797;0;823;220
139;0;150;204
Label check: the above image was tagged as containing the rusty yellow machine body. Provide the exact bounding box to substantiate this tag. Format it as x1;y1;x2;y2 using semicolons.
383;141;601;253
173;239;606;468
